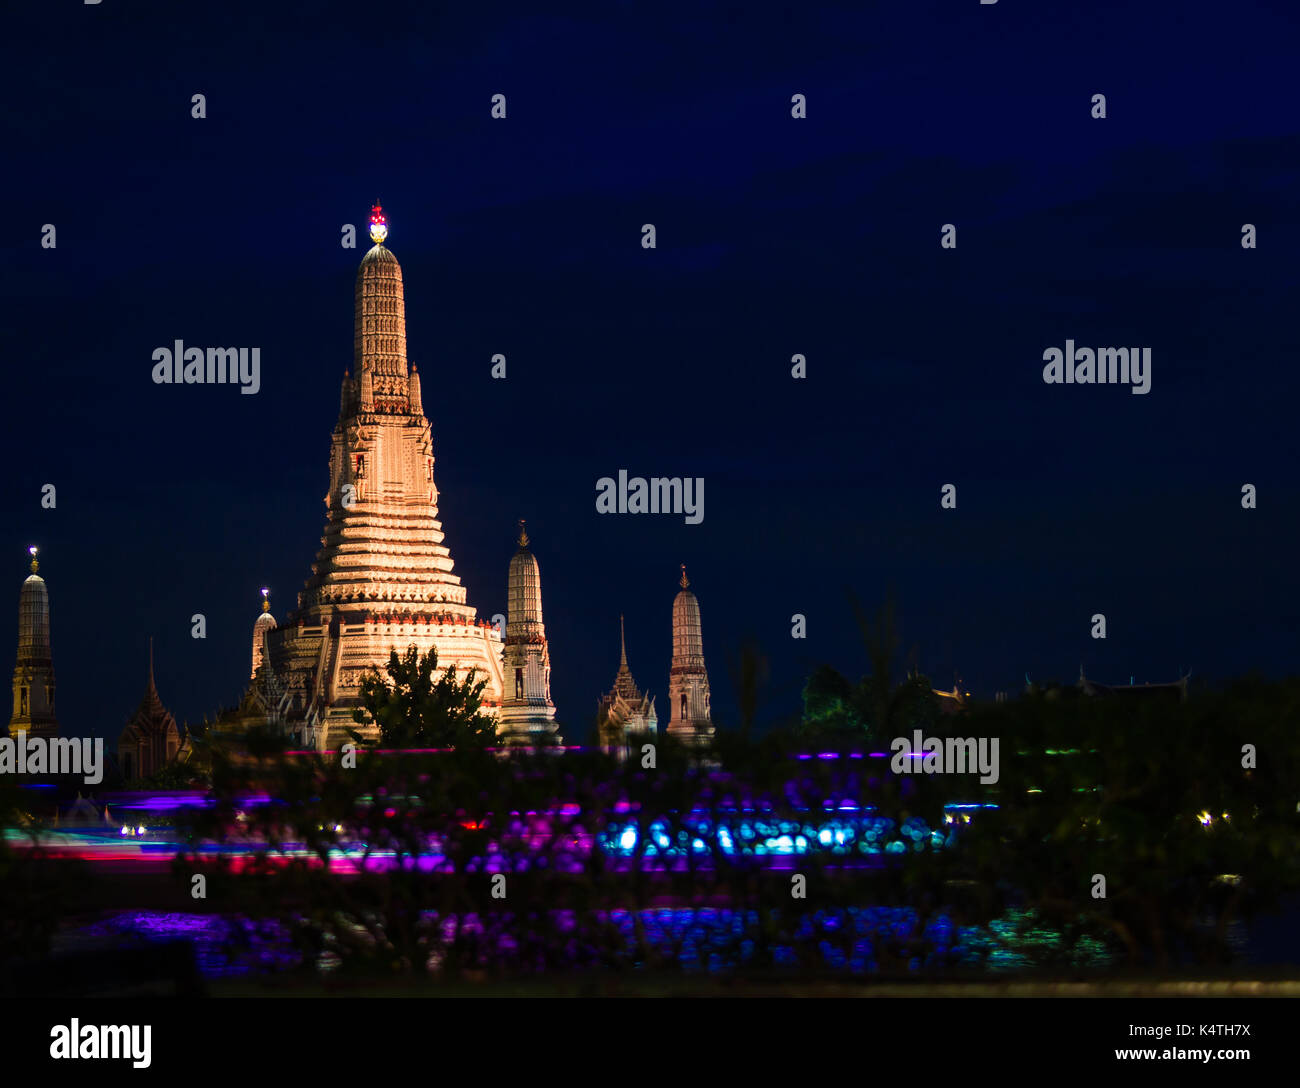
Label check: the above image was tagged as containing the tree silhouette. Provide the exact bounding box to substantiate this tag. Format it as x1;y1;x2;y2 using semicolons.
798;593;938;745
349;645;496;749
934;676;1300;969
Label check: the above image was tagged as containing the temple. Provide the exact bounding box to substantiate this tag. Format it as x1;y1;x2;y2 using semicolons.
1078;664;1189;703
117;641;181;782
8;546;59;739
498;521;560;744
667;565;713;745
248;207;505;751
597;616;658;758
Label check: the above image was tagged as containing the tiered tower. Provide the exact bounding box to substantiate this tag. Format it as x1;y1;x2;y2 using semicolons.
596;616;657;759
9;546;59;739
498;521;559;743
667;565;713;744
257;206;504;750
250;587;276;680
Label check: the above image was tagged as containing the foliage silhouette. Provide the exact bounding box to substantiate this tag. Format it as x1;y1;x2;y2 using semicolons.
349;646;495;750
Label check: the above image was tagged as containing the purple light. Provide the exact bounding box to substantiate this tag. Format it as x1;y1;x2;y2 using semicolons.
107;790;272;812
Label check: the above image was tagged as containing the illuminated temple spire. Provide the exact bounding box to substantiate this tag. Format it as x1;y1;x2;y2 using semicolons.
250;587;276;680
353;202;409;386
8;546;59;739
668;564;713;745
253;204;504;750
499;520;559;744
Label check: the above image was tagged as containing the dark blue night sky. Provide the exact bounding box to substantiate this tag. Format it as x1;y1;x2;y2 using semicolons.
3;0;1297;743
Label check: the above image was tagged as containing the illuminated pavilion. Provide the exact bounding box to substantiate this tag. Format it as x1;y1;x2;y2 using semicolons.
246;206;505;751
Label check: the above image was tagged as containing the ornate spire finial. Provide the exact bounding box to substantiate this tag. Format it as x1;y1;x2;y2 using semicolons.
27;545;38;574
368;202;388;244
679;563;690;589
148;636;156;692
517;519;529;547
619;614;628;668
261;586;271;614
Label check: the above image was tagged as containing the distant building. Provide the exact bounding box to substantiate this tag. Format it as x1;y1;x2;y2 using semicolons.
54;793;113;829
1078;665;1188;703
932;683;969;715
597;617;657;759
8;546;59;739
117;642;181;782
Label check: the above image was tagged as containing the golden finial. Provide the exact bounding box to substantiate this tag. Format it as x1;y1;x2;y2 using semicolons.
517;519;529;547
261;587;270;613
369;203;388;244
679;564;689;589
27;545;38;574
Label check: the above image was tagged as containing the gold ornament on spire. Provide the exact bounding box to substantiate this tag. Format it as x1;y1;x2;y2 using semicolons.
517;519;529;547
680;564;690;589
368;203;388;244
28;545;38;574
261;587;271;613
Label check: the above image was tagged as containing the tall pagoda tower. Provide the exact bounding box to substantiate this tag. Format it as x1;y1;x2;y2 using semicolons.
8;546;59;739
667;565;713;744
498;521;559;744
257;206;504;751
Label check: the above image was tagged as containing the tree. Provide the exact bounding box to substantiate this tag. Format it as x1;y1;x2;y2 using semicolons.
937;677;1300;969
797;593;939;745
799;664;860;737
349;645;497;750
